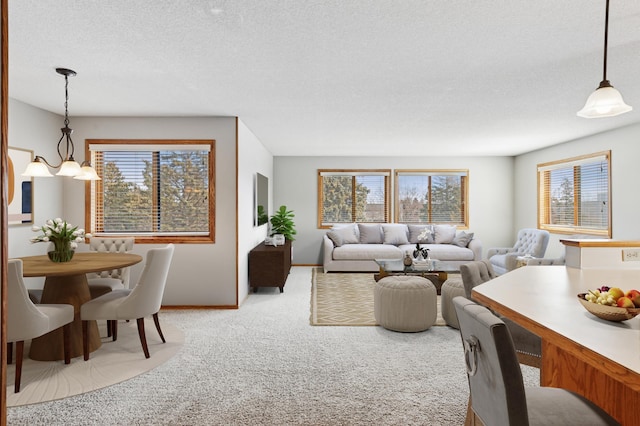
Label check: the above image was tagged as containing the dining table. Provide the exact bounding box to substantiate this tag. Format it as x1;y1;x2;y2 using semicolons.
471;265;640;426
18;252;143;361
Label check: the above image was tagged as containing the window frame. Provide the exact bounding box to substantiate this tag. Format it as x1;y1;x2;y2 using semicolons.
317;169;391;229
537;150;611;237
84;139;215;244
394;169;469;228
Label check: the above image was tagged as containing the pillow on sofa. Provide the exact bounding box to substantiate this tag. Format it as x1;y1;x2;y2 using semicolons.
452;231;474;247
434;225;457;244
382;224;409;245
408;225;434;244
327;224;359;247
358;224;383;244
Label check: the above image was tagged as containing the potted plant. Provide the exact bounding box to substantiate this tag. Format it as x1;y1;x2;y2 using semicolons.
270;205;296;241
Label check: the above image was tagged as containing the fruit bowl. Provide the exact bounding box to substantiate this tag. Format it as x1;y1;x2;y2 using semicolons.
577;293;640;322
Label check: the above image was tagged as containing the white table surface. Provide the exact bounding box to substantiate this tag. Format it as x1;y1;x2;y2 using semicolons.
471;265;640;376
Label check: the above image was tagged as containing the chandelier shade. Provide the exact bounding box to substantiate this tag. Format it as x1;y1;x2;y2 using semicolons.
22;68;101;180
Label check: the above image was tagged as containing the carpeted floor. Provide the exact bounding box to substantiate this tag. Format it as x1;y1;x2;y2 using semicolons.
6;319;184;407
7;267;539;425
311;268;446;326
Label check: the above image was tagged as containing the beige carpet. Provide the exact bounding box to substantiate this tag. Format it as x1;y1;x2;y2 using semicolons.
310;268;446;326
6;317;184;407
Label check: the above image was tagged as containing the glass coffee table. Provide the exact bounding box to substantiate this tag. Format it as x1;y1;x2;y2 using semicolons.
374;258;460;295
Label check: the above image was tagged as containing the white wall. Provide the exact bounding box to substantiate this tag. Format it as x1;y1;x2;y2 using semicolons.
237;119;273;304
273;155;515;265
514;122;640;259
8;99;65;289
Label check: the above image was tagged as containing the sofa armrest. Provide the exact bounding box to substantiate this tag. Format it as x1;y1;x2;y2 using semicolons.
486;247;516;259
468;238;483;261
323;234;336;273
504;252;521;272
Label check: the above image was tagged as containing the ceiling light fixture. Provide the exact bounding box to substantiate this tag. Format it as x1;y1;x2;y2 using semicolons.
577;0;632;118
22;68;101;180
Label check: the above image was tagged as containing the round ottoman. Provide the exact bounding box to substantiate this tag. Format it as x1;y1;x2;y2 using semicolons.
374;276;437;332
441;276;466;329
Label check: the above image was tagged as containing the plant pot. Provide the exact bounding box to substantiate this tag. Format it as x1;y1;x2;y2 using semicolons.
48;249;75;263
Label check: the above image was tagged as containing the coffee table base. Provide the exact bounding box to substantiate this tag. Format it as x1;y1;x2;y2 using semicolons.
374;270;449;295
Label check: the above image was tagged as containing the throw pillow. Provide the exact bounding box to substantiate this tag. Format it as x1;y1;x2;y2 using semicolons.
452;231;474;247
434;225;457;244
358;224;383;244
327;224;359;247
382;224;409;245
408;225;434;244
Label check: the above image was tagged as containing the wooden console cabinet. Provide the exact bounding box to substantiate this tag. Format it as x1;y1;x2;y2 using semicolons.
249;240;291;293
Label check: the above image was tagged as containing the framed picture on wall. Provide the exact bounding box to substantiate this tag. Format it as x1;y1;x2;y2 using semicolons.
8;146;34;225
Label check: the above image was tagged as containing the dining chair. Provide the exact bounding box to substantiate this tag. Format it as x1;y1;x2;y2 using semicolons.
452;296;619;425
7;259;74;393
86;237;135;299
460;260;542;368
81;244;175;360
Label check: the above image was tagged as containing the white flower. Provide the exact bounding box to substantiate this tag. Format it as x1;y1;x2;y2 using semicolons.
54;218;63;224
42;236;49;242
31;225;41;232
74;236;84;243
70;242;78;249
46;219;54;226
86;233;93;238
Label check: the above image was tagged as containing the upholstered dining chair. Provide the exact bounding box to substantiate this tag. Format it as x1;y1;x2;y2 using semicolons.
487;228;550;275
86;237;136;299
7;259;74;393
452;297;619;426
460;260;541;368
81;244;175;360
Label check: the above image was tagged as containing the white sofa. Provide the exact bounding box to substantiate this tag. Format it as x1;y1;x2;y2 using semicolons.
322;223;482;273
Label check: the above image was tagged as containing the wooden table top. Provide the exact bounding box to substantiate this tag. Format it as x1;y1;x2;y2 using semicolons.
17;252;143;277
471;265;640;390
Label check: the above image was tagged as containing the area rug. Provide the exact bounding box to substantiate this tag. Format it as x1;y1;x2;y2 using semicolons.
310;268;446;326
6;317;184;407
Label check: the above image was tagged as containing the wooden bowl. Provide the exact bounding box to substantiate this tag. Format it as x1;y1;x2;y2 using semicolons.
577;293;640;322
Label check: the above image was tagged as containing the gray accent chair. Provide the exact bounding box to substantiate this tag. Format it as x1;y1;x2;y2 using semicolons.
81;244;174;360
460;260;541;368
487;228;550;275
453;297;619;426
7;259;74;393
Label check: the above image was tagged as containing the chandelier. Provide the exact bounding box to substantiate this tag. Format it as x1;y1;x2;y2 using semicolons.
22;68;100;180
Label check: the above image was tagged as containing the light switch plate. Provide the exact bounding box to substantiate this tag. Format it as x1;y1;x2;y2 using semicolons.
622;249;640;261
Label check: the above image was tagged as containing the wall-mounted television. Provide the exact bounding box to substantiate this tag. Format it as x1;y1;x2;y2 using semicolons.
254;173;269;227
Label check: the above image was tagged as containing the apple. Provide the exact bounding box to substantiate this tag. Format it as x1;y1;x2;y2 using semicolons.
617;296;635;308
608;287;625;301
625;289;640;307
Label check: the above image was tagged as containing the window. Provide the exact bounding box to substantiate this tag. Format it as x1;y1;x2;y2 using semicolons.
538;151;611;237
85;139;215;243
318;170;390;228
395;170;468;227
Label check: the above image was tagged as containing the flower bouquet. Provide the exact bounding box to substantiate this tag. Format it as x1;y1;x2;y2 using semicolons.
30;218;90;262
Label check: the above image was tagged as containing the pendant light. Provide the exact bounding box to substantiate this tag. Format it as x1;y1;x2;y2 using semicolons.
577;0;632;118
22;68;101;180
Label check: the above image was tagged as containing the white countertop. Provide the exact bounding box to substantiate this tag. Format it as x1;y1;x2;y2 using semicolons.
472;265;640;376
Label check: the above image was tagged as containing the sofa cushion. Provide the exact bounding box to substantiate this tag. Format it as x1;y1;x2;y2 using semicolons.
452;231;474;247
434;225;457;244
332;244;403;260
327;225;359;247
358;224;383;244
382;224;409;245
408;225;434;244
407;244;475;261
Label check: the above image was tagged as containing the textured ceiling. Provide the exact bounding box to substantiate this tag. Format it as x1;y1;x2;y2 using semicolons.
7;0;640;156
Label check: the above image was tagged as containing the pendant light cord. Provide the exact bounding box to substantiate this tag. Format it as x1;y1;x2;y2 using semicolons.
602;0;609;82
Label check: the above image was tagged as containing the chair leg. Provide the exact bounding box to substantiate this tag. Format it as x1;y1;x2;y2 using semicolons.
153;312;166;343
107;320;112;337
82;320;90;361
112;320;118;341
7;342;13;365
15;341;24;393
136;318;150;358
62;323;71;365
